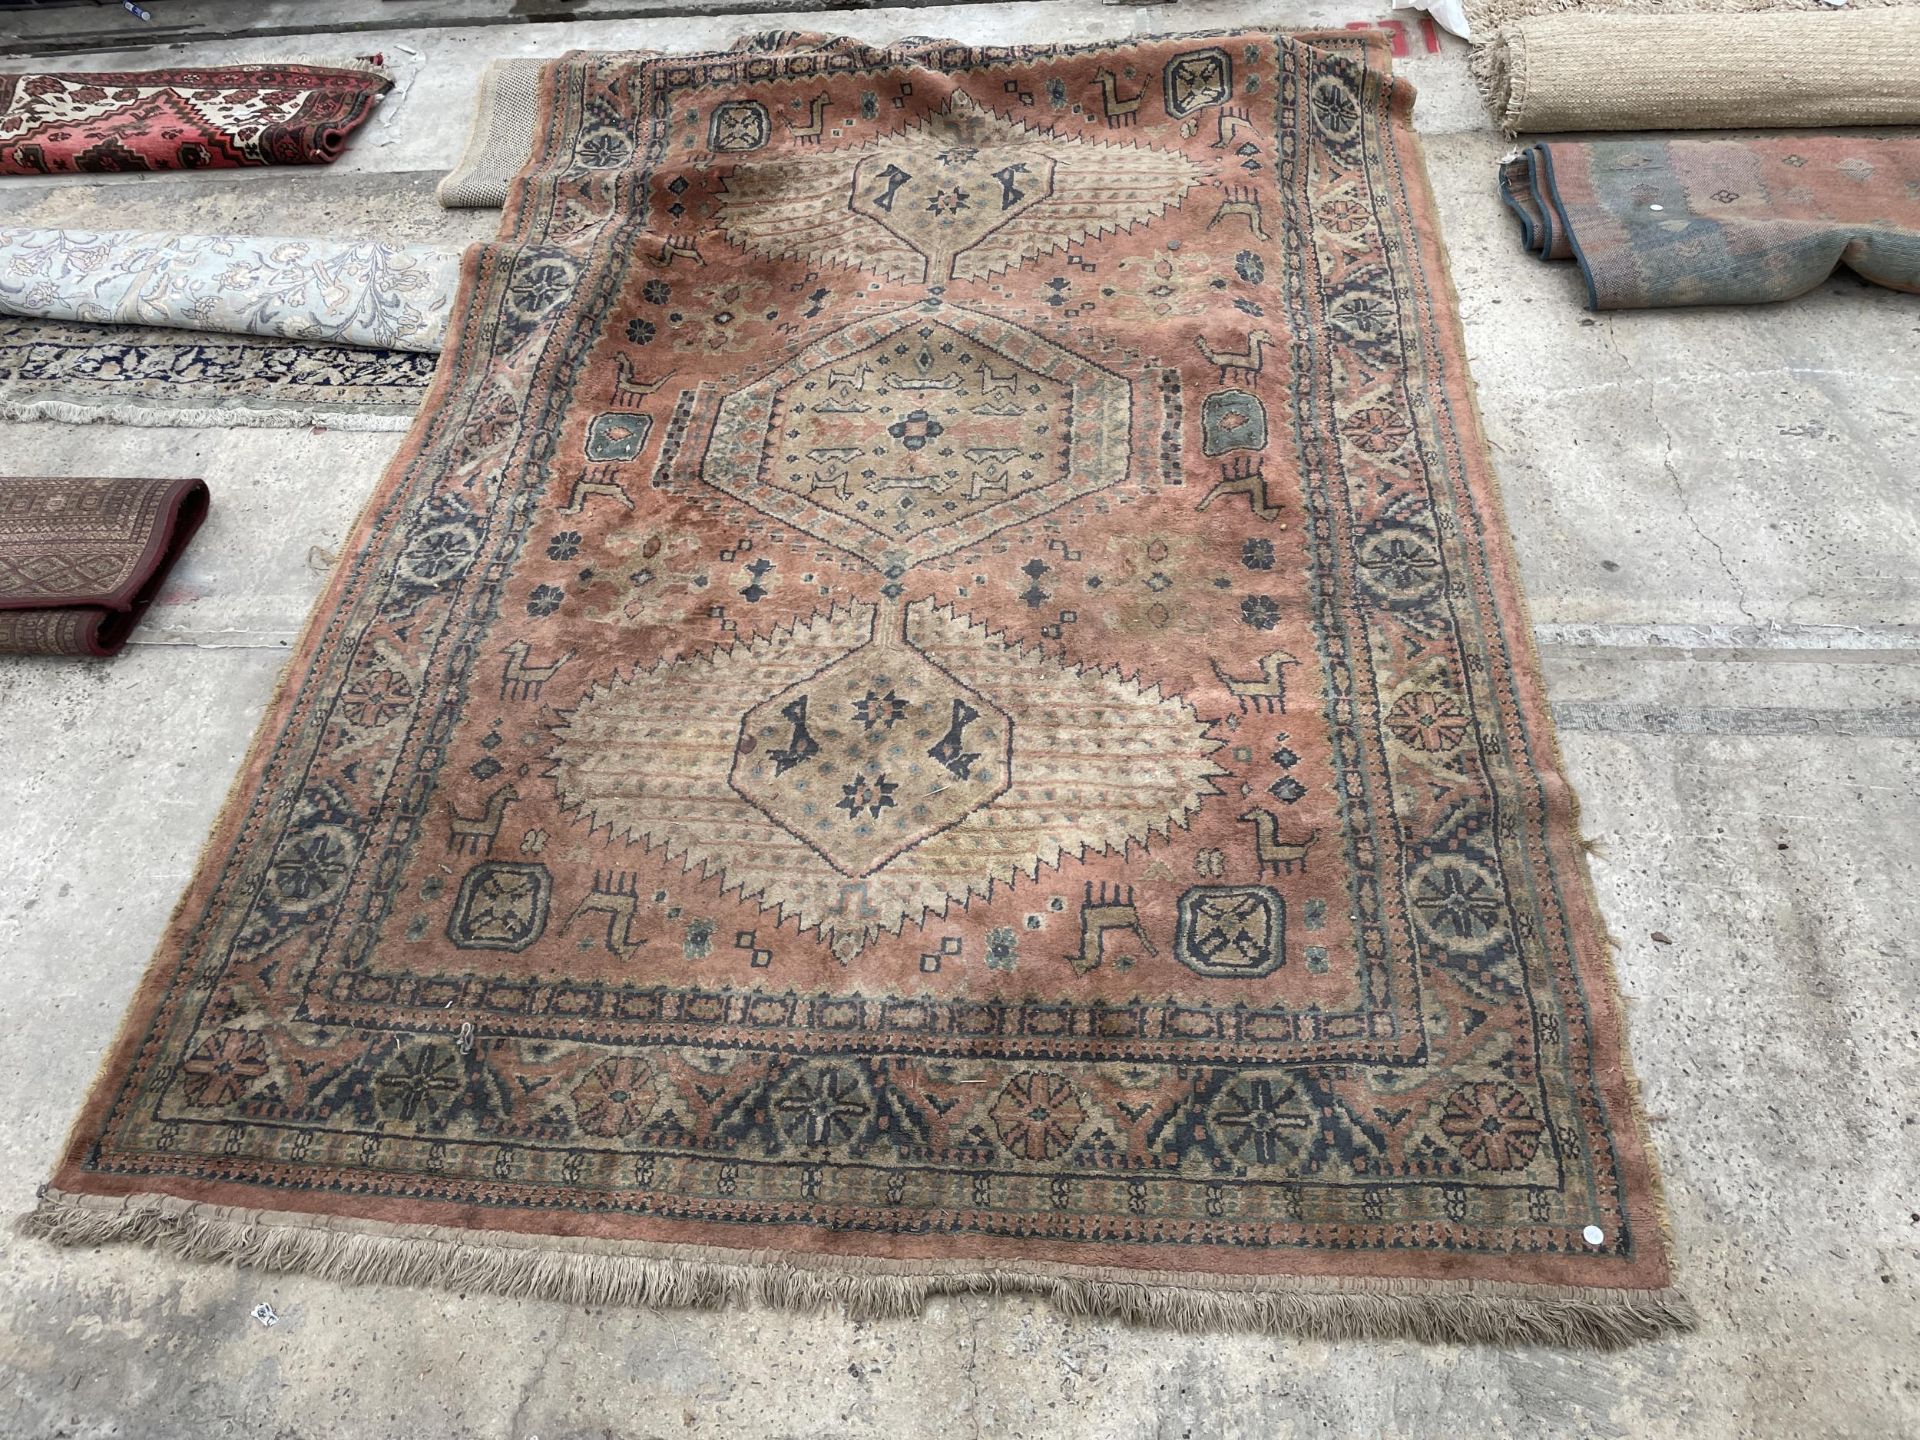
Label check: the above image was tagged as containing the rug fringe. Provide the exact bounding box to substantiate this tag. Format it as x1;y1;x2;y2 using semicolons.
0;397;414;432
1469;31;1520;134
21;1190;1696;1347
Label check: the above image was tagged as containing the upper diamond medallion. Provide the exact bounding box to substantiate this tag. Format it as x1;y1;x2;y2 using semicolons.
717;90;1202;284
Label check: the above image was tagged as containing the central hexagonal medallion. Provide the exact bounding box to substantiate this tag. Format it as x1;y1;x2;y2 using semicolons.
768;318;1066;545
730;612;1011;877
697;301;1135;571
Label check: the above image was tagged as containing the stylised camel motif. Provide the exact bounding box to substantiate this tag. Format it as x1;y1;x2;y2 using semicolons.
499;640;575;702
1210;105;1254;149
1196;457;1282;521
560;473;633;513
1239;810;1320;877
1196;330;1273;381
1211;650;1301;714
1064;882;1158;974
1209;185;1269;240
563;870;647;959
1093;68;1143;128
788;93;830;144
448;783;519;855
977;361;1019;400
612;354;674;404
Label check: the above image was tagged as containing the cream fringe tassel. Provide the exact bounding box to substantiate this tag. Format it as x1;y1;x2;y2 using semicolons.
0;398;415;432
1469;30;1524;134
23;1188;1695;1347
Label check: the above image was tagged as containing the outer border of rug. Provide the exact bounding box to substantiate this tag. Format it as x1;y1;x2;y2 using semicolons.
0;321;433;431
1394;106;1693;1344
22;30;1694;1347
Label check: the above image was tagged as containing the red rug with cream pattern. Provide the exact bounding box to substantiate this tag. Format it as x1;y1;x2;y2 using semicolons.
0;63;388;175
27;30;1686;1345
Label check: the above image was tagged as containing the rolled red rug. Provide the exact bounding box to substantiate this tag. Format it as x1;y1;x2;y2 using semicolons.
0;63;390;175
1502;135;1920;308
0;476;208;656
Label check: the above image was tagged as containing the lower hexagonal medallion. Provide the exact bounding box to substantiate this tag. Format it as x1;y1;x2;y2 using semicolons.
548;598;1225;958
730;623;1012;878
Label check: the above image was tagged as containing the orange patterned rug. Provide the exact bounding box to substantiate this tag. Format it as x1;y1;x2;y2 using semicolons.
29;29;1687;1344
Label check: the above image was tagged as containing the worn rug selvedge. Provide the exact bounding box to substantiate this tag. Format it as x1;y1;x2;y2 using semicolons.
29;30;1687;1344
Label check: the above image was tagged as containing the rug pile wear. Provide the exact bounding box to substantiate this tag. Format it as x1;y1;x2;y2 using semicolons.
0;475;207;656
27;30;1686;1345
1503;136;1920;308
0;64;389;175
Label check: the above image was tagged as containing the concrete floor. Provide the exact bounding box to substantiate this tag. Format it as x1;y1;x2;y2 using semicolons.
1;3;1916;1436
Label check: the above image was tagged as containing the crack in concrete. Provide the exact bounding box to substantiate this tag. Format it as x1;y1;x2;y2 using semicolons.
133;636;297;649
1597;315;1760;627
1659;430;1757;625
962;1304;985;1440
503;1316;570;1440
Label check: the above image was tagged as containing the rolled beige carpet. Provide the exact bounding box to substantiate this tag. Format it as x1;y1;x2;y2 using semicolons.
1467;0;1917;32
1481;10;1920;132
